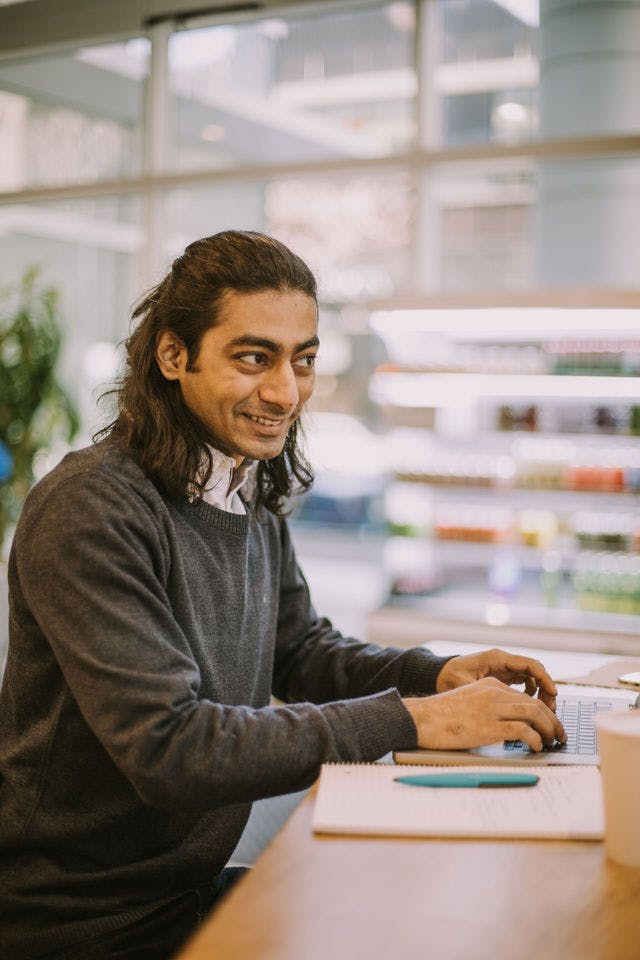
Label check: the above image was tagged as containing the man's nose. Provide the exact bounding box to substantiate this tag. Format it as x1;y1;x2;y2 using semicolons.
259;362;299;411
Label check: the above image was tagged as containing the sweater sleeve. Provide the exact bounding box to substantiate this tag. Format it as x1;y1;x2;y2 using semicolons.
13;472;420;815
272;520;454;704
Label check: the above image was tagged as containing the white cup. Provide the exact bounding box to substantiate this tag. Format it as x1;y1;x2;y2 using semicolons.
595;710;640;867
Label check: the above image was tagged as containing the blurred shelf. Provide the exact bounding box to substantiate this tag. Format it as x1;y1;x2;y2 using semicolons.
371;372;640;407
368;306;640;338
391;536;574;569
367;592;640;657
461;429;640;444
290;522;386;561
360;315;640;652
389;481;640;509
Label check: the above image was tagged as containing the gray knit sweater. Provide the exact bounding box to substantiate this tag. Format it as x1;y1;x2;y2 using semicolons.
0;441;450;958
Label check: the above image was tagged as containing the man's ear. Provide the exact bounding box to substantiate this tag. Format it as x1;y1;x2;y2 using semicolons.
155;330;186;381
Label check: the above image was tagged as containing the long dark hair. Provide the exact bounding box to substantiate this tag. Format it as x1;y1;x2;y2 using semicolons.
100;231;317;517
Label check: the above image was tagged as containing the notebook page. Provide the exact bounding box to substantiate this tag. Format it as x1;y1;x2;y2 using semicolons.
312;764;603;840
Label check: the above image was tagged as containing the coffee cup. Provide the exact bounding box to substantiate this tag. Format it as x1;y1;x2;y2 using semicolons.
595;710;640;867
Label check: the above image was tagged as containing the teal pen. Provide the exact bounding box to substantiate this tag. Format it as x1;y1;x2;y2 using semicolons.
394;772;539;788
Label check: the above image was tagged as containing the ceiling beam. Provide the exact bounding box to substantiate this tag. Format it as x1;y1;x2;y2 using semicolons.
0;0;348;59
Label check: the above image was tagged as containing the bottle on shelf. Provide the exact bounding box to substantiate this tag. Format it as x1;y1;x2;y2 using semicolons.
517;509;558;549
572;552;640;615
434;504;514;544
540;550;563;607
570;511;638;552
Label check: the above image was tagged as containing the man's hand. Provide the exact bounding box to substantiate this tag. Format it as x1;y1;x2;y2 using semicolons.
404;677;566;753
436;647;558;710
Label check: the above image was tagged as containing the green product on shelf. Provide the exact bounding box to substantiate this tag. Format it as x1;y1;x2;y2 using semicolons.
540;569;560;608
387;522;424;538
572;551;640;616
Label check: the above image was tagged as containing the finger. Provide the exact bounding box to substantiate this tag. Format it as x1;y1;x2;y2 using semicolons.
500;696;558;745
530;699;566;744
551;710;566;743
497;654;558;700
537;687;558;712
524;676;537;697
524;658;558;699
501;721;543;753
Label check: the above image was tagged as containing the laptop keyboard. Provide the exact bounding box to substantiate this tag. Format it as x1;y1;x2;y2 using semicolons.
504;697;613;755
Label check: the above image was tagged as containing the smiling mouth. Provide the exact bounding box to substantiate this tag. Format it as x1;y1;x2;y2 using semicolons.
244;414;286;427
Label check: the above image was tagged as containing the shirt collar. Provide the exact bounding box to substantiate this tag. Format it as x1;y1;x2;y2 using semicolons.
201;445;257;504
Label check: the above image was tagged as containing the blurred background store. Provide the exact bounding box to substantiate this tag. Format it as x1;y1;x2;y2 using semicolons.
1;0;640;664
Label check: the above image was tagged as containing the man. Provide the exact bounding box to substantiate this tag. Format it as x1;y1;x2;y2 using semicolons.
0;231;565;960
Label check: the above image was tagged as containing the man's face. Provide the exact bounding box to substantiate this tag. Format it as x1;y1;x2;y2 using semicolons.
155;288;319;465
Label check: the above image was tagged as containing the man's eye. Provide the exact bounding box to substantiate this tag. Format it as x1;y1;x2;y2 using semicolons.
295;355;316;369
241;353;266;366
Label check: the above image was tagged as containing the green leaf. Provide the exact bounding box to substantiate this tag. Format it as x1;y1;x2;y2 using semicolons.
0;267;79;550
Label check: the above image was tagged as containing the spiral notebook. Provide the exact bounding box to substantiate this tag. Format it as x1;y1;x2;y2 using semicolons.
312;763;603;840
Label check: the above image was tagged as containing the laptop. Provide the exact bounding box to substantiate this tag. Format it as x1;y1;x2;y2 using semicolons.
394;690;639;767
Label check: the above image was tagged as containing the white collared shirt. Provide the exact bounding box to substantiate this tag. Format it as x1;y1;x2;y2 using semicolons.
199;447;257;515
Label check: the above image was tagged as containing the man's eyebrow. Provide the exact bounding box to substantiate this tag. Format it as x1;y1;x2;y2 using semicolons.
228;335;320;353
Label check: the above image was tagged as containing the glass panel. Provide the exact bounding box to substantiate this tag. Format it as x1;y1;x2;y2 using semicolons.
534;155;640;288
428;0;539;147
162;171;414;302
415;155;640;292
163;154;638;300
0;196;141;438
428;0;640;148
415;159;534;290
537;0;640;141
266;172;413;300
163;182;265;260
0;39;148;189
169;1;416;170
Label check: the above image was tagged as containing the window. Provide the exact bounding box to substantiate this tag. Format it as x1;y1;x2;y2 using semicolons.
430;0;539;147
0;0;638;441
169;3;416;170
0;196;141;437
0;40;148;189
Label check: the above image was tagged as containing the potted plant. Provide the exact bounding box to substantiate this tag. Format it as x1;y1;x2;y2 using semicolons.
0;267;79;559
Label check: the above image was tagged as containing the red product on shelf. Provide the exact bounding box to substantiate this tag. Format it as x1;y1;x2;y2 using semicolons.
564;464;624;493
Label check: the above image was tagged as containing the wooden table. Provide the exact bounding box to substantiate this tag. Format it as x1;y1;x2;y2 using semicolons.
177;643;640;960
177;786;640;960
